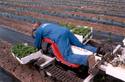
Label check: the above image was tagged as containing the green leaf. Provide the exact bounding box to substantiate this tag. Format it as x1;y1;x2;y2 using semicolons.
12;44;38;58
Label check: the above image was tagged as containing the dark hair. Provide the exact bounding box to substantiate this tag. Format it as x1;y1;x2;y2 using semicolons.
36;22;42;26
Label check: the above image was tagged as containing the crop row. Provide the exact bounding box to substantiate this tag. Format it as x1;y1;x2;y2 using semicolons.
15;7;125;28
0;12;55;23
1;1;125;20
2;0;125;17
1;0;125;28
1;2;125;28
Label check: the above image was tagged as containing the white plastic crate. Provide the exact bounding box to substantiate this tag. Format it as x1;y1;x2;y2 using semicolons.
12;51;55;69
73;27;93;44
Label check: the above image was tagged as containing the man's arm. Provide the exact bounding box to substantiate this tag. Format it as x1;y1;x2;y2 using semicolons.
34;30;43;49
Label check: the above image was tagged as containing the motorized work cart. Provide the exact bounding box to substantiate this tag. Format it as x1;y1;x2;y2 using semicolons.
11;27;125;82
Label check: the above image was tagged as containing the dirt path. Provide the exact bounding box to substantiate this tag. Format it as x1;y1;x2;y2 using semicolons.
0;26;33;45
0;17;32;36
1;16;125;37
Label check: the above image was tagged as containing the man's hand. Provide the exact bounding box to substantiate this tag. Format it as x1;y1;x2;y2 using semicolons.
32;28;37;38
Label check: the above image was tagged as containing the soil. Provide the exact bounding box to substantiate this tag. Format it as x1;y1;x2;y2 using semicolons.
1;0;125;36
0;40;123;82
1;16;125;37
0;16;32;36
2;4;125;24
0;40;51;82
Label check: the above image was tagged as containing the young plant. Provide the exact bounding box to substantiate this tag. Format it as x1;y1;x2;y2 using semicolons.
60;22;75;30
60;22;91;36
72;26;91;36
12;44;38;58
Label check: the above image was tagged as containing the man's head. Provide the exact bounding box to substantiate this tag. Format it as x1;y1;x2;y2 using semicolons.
32;22;42;30
32;22;41;38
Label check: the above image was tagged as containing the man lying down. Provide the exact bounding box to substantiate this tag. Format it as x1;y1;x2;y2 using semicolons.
32;22;99;73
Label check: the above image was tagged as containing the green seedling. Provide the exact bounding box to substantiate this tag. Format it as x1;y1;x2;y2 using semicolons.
12;44;38;58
